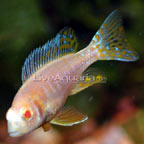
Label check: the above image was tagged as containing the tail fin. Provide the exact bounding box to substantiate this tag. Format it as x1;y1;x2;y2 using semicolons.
90;10;139;61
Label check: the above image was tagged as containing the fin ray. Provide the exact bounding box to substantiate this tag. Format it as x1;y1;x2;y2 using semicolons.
70;68;106;95
22;27;78;83
50;107;88;126
90;10;139;61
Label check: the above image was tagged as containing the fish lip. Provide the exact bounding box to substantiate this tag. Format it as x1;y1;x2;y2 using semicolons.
9;130;16;133
9;131;21;137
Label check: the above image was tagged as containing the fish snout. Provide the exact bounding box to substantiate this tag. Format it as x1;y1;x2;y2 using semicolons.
6;108;26;137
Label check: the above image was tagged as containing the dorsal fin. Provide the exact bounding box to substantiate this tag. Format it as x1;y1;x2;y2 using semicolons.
22;27;78;83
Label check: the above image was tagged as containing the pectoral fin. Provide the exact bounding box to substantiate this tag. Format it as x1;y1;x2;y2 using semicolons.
50;107;88;126
42;122;51;131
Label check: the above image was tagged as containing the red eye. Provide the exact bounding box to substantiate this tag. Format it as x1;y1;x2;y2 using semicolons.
24;110;32;119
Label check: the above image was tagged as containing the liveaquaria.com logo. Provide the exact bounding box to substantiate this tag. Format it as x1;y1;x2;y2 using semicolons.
33;73;107;84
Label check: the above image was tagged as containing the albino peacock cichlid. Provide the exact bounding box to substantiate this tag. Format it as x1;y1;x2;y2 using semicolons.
6;10;139;137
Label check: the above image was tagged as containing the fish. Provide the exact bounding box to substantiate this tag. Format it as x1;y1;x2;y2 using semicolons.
6;10;139;137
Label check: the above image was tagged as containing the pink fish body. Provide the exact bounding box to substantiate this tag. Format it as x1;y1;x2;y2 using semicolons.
6;10;138;137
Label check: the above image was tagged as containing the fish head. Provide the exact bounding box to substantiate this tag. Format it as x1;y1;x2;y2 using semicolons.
6;104;43;137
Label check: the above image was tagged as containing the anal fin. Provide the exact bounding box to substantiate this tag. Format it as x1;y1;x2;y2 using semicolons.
70;68;106;95
50;107;88;126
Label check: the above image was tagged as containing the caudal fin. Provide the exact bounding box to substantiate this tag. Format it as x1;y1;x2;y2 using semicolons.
90;10;139;61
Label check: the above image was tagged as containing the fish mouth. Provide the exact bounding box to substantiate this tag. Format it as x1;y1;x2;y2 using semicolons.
6;108;26;137
9;131;22;137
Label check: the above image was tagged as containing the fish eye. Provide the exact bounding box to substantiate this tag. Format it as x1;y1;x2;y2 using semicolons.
23;109;33;120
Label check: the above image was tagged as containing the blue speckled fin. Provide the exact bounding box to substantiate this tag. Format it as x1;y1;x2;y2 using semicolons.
22;27;78;83
90;10;139;61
